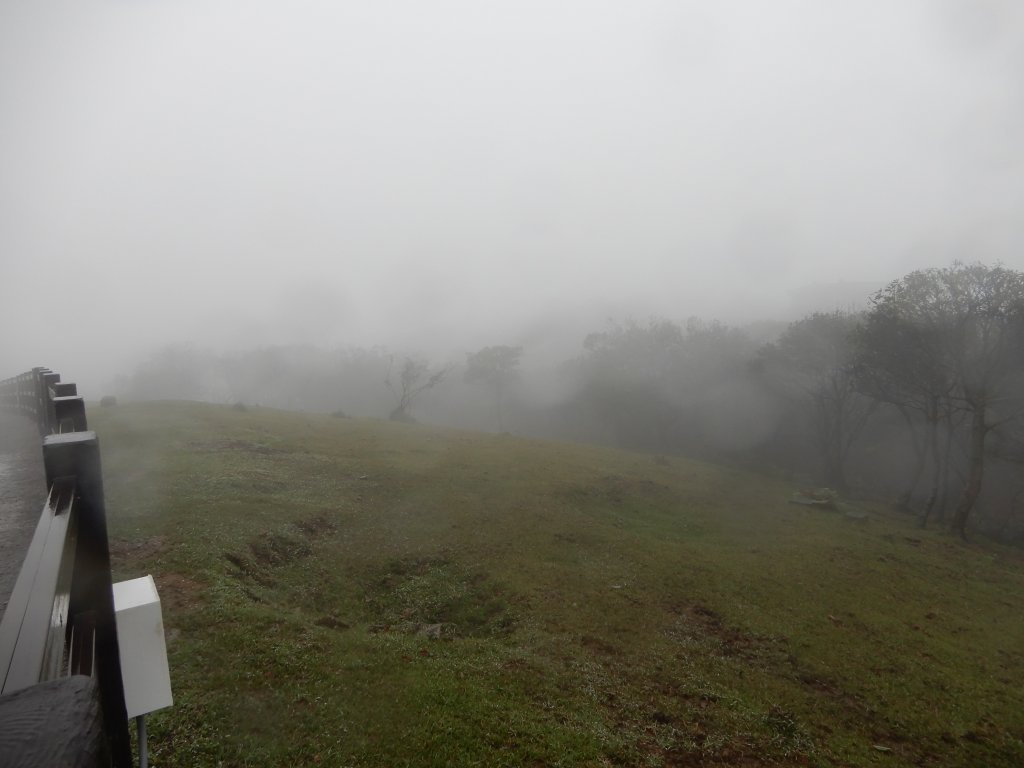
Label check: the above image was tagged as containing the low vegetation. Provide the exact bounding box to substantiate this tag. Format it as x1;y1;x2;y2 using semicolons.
95;402;1024;767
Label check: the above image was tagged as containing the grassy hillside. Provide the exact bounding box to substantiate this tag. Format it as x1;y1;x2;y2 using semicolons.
91;402;1024;767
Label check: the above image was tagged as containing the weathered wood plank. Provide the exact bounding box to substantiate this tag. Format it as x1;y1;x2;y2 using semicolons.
0;479;76;694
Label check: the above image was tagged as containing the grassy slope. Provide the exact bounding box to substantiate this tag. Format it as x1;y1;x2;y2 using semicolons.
92;402;1024;767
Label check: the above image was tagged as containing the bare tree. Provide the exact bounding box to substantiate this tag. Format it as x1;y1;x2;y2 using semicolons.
385;356;448;423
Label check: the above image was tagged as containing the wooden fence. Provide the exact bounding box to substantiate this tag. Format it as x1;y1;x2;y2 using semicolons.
0;367;132;767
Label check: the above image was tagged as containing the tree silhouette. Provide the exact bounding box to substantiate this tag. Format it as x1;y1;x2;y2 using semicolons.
385;356;448;422
865;263;1024;537
464;346;523;431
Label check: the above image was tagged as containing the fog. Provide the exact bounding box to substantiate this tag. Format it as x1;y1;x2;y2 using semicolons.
2;0;1024;392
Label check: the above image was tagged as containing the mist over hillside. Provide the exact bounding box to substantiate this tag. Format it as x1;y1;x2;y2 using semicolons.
90;400;1024;766
1;0;1021;543
4;3;1024;765
109;262;1024;546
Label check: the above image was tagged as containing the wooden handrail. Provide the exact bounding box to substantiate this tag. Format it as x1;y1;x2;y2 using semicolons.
0;368;132;768
0;477;78;692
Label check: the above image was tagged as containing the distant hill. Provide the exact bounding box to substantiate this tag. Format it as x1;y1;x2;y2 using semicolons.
94;402;1024;767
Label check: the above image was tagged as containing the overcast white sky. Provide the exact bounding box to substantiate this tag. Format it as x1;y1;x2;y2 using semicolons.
2;0;1023;389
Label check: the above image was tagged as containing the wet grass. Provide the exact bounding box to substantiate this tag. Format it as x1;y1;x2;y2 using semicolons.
93;401;1024;767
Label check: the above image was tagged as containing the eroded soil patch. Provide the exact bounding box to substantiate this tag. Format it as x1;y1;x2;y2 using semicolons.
224;512;337;589
109;535;168;567
363;555;516;638
665;602;789;663
157;571;206;613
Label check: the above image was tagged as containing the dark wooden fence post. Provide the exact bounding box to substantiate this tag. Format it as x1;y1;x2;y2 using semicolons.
33;369;56;435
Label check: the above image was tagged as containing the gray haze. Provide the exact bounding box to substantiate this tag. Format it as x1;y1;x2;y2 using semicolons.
2;0;1023;391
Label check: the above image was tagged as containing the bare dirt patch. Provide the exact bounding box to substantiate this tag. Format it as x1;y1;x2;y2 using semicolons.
224;551;277;587
363;555;516;638
314;615;350;630
110;535;168;565
157;571;205;613
224;512;336;588
670;602;788;662
249;531;312;567
294;512;337;538
581;634;622;656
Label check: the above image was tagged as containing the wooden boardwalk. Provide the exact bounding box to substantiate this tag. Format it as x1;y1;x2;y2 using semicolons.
0;411;45;622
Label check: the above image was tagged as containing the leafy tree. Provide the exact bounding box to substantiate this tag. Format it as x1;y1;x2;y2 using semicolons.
570;318;761;455
127;345;228;402
574;319;687;451
385;356;448;422
464;345;522;431
853;302;959;521
761;311;875;492
582;319;686;382
866;263;1024;537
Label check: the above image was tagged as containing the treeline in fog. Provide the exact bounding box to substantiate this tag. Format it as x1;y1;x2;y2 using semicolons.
114;263;1024;543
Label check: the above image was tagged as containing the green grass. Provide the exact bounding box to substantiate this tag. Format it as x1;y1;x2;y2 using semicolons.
92;402;1024;767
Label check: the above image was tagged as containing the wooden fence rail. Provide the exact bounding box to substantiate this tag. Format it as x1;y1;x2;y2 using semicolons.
0;367;132;767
